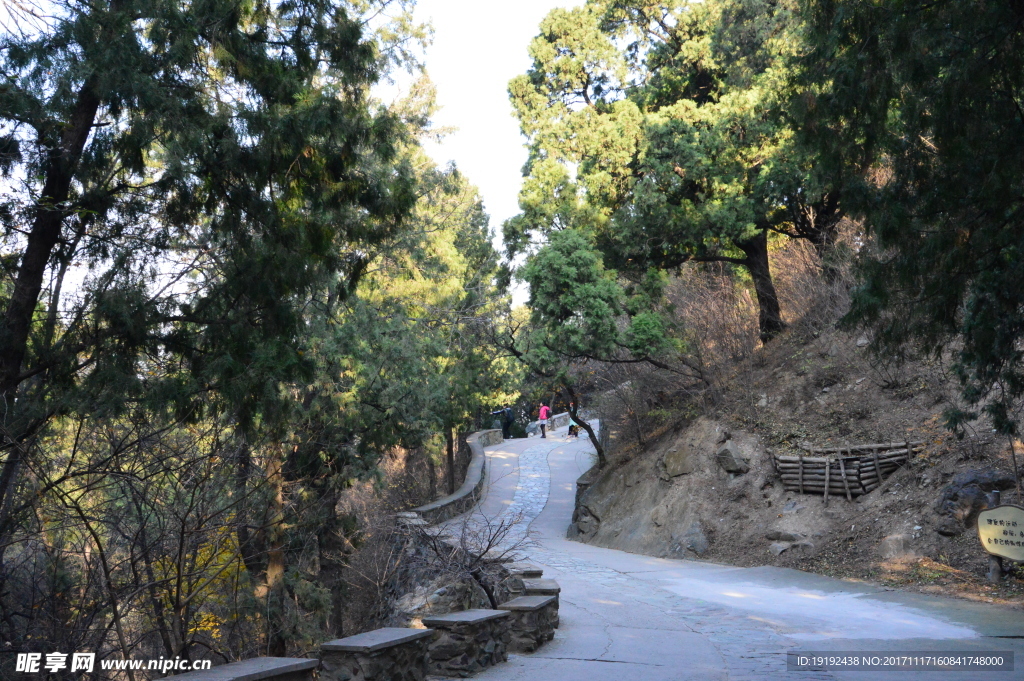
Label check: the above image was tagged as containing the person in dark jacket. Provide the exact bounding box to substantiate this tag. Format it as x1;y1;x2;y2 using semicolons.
503;405;514;439
491;405;514;439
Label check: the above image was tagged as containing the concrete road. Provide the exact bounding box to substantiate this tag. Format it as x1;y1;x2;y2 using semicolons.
460;428;1024;681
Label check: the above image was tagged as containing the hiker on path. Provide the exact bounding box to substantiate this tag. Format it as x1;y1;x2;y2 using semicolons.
568;401;580;438
502;405;514;439
538;402;551;438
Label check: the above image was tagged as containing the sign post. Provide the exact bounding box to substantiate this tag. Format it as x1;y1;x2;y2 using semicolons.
976;490;1024;582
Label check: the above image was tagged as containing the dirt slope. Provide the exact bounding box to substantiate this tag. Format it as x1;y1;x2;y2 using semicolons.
571;328;1024;607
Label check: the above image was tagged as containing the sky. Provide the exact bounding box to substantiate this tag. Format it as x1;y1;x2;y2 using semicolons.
404;0;582;258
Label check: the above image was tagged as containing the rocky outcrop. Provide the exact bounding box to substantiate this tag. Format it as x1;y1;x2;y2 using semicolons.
715;440;749;475
567;465;602;539
879;534;918;562
933;468;1016;535
662;441;697;477
674;521;708;556
567;418;769;558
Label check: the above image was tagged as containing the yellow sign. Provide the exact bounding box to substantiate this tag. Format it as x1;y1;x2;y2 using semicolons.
977;504;1024;562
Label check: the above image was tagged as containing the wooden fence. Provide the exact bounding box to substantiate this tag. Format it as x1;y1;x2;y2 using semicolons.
773;441;924;504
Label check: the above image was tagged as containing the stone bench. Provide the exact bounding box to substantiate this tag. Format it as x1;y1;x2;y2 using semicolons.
169;658;318;681
506;562;543;578
521;579;560;625
421;609;511;677
320;627;433;681
521;578;560;596
497;595;557;652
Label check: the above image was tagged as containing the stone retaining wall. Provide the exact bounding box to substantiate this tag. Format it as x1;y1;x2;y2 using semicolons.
567;464;600;539
412;430;500;523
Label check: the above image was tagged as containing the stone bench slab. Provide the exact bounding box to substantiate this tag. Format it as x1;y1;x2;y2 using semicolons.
321;627;433;653
422;609;510;627
168;658;317;681
521;578;560;595
498;595;556;612
506;563;543;578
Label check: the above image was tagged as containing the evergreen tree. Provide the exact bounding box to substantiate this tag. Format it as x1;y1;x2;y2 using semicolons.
510;228;678;466
508;0;842;342
0;0;417;564
799;0;1024;454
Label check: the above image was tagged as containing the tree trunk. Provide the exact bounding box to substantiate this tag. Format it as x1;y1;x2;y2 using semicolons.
563;382;606;468
234;435;266;579
737;230;785;343
0;76;102;531
315;484;349;638
445;427;456;495
426;451;437;500
809;194;843;283
264;443;287;657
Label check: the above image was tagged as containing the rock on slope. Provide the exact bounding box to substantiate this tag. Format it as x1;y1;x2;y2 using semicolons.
569;417;823;560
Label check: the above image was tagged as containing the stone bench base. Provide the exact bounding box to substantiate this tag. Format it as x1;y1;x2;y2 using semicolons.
422;609;511;677
320;628;433;681
497;596;557;653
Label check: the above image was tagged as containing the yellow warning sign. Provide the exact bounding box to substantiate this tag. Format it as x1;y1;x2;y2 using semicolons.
977;504;1024;562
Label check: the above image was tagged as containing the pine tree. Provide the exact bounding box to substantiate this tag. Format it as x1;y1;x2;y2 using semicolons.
508;0;842;342
0;0;416;544
799;0;1024;453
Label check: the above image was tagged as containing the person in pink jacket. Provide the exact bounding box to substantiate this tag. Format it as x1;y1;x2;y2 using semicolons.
538;402;551;438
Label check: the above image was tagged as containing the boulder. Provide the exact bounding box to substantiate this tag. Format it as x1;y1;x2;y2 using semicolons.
769;542;791;556
675;521;708;556
766;530;805;542
573;506;600;539
879;534;917;561
934;468;1016;525
663;442;696;477
715;440;749;475
782;500;806;515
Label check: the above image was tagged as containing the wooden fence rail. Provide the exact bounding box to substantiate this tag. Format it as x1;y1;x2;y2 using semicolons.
773;441;924;505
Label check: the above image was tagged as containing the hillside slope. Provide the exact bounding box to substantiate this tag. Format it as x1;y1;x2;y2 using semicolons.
570;328;1024;607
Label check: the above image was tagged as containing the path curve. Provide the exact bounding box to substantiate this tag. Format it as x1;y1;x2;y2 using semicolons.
453;426;1023;681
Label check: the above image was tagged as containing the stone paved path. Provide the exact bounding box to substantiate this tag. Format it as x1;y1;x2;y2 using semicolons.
453;426;1024;681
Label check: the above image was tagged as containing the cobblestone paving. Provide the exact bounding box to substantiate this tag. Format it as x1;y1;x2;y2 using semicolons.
494;436;835;681
501;439;564;545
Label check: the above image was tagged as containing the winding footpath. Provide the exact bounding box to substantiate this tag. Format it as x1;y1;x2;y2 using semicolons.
454;425;1024;681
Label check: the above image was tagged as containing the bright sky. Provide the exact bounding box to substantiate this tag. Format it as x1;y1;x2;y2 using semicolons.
410;0;582;255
